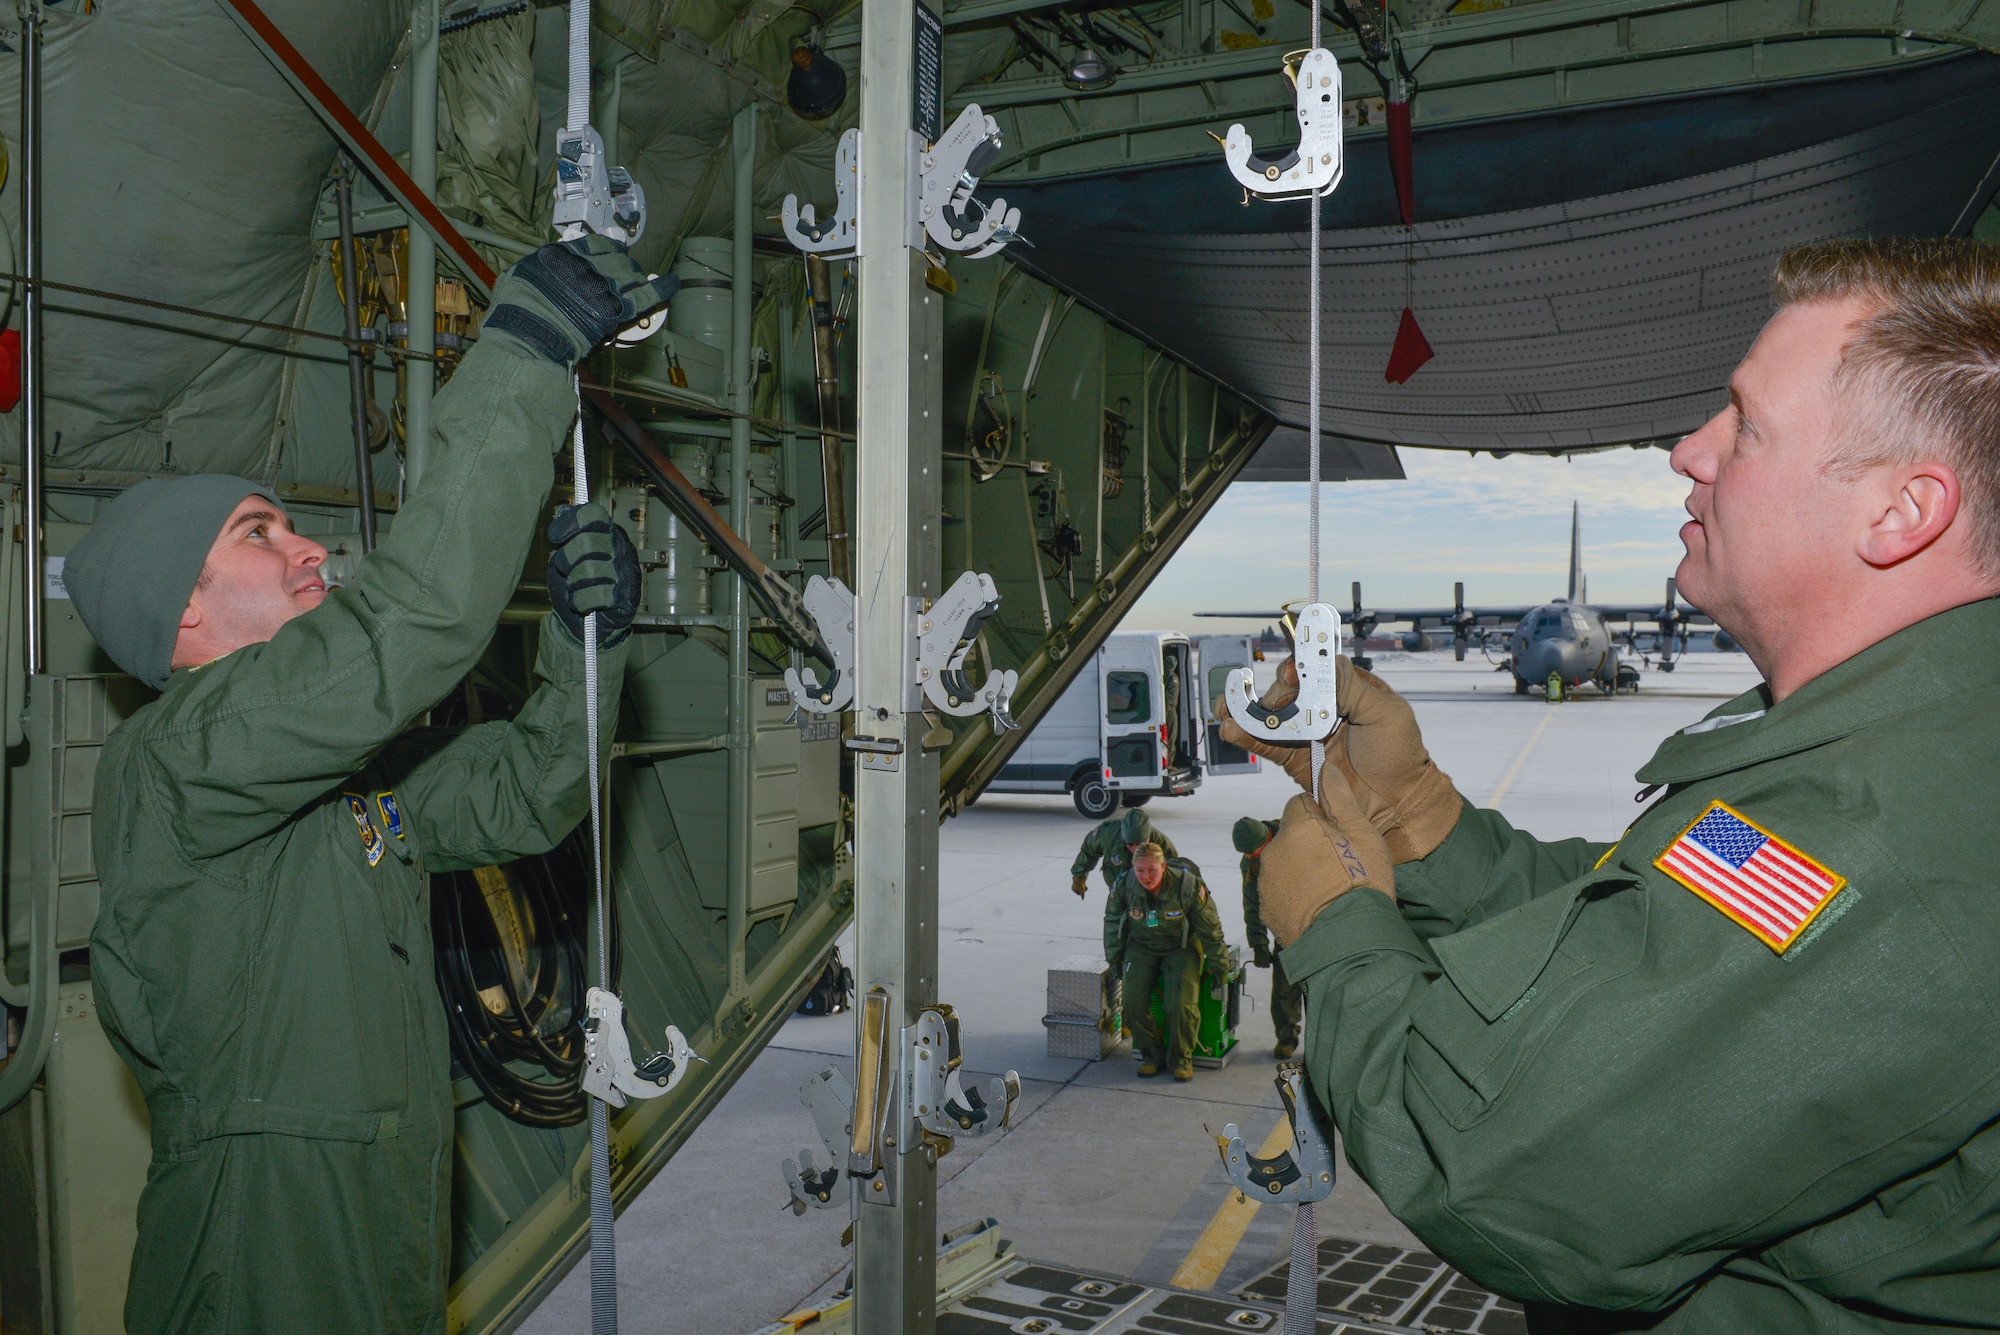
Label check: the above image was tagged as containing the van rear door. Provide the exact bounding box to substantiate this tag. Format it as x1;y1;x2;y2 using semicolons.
1099;635;1161;793
1194;634;1260;777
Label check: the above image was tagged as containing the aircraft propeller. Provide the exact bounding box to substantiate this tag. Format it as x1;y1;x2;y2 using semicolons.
1450;581;1472;661
1349;581;1378;670
1656;577;1685;672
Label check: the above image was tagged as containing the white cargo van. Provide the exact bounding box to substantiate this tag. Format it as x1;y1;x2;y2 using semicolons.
988;632;1260;818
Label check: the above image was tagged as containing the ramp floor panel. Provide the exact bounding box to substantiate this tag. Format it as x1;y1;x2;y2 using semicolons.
1236;1238;1527;1335
934;1245;1525;1334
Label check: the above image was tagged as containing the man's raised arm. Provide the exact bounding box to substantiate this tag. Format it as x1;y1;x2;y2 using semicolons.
138;241;671;858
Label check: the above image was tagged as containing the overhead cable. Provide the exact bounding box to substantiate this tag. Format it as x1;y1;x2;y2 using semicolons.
0;268;442;360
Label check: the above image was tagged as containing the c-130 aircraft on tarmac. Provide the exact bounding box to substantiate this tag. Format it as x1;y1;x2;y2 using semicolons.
1198;503;1719;698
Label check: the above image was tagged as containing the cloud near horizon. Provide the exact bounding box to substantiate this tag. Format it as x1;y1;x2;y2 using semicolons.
1122;446;1695;630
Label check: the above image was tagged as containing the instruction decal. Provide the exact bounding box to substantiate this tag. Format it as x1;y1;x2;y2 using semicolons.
913;1;943;141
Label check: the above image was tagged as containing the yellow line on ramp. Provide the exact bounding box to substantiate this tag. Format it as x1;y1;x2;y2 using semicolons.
1170;1116;1296;1291
1485;709;1556;808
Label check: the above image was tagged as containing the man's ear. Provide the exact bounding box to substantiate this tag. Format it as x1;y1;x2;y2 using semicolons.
1858;463;1960;569
179;601;201;631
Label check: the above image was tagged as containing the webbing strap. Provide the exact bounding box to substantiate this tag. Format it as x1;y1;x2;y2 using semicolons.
1293;1;1326;1323
1285;1198;1319;1335
576;391;617;1335
1304;0;1328;816
560;5;620;1332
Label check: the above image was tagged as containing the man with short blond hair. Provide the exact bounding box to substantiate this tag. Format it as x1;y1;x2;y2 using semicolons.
1781;242;2000;571
1233;237;2000;1331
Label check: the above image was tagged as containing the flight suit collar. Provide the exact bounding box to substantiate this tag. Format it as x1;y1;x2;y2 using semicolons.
1637;597;2000;786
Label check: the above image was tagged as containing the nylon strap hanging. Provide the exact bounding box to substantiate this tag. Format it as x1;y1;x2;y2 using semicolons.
1305;0;1325;813
1210;18;1341;1329
1292;4;1326;1329
576;403;615;1335
559;4;619;1331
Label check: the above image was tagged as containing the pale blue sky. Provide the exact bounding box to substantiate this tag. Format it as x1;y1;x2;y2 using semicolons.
1122;444;1696;631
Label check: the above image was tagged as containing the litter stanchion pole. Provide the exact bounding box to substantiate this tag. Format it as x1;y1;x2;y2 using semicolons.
850;0;946;1326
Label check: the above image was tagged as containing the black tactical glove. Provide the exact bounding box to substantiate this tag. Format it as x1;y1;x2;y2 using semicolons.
547;502;640;648
1252;943;1273;969
485;235;678;366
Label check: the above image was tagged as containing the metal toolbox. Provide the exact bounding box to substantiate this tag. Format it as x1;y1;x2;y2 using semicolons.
1043;952;1125;1061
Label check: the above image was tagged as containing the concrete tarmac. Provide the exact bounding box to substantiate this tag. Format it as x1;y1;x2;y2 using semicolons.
519;651;1766;1333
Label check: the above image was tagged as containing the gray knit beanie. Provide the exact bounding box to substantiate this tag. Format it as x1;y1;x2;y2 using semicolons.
63;474;281;690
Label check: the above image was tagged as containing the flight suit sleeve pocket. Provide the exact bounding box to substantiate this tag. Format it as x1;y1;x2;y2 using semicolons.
1407;870;1642;1130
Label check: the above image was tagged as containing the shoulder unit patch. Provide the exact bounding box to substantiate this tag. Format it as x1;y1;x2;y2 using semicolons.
376;790;404;839
1654;801;1845;953
344;792;385;868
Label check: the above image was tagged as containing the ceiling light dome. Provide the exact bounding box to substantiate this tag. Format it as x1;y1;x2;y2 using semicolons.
1063;48;1116;92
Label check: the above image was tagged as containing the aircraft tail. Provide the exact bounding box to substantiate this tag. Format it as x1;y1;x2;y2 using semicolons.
1567;501;1582;603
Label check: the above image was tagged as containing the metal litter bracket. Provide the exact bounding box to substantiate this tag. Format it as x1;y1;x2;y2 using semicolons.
1224;601;1340;742
1221;48;1345;202
782;127;861;258
582;987;698;1109
784;1065;858;1214
782;1002;1019;1221
904;1004;1020;1142
553;123;645;244
917;570;1018;730
1214;1063;1335;1202
915;103;1020;258
784;575;857;716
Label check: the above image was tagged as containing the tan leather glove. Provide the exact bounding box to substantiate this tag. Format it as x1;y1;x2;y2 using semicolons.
1215;656;1462;862
1260;780;1396;948
1071;876;1089;898
1332;657;1462;861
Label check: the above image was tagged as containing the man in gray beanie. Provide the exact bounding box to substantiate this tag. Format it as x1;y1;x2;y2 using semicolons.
63;473;294;689
66;235;668;1335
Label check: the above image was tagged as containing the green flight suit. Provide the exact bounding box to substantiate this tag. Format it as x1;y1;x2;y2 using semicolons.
1286;598;2000;1332
1072;818;1179;890
88;330;627;1335
1105;861;1226;1068
1240;818;1301;1048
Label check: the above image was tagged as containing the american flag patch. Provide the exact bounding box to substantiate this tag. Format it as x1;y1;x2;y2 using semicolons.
1655;802;1846;953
